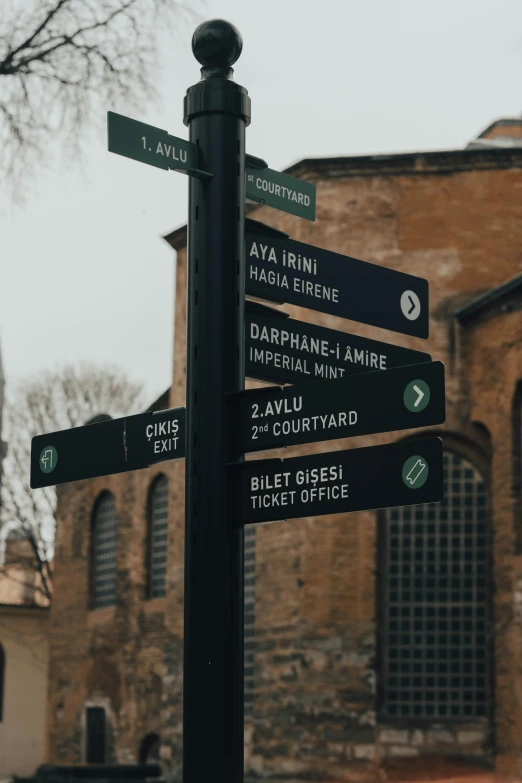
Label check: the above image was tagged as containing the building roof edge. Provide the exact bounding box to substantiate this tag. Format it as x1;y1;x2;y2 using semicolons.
163;146;522;251
145;387;171;413
476;117;522;139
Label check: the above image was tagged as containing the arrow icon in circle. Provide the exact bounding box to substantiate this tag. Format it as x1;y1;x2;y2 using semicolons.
403;379;430;413
400;290;421;321
413;384;424;408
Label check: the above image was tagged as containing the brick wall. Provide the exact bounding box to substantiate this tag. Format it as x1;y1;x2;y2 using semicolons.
48;149;522;780
48;463;183;764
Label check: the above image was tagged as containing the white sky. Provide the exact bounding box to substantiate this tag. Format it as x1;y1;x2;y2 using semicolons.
1;0;522;407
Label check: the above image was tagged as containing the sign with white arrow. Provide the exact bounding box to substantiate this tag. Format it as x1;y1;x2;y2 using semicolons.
231;361;445;454
245;229;429;338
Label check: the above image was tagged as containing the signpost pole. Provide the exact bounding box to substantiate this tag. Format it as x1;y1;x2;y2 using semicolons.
182;20;250;783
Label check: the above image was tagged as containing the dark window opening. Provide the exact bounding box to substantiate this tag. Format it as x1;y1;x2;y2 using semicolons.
139;732;160;764
85;706;106;763
92;493;118;609
147;476;169;599
381;451;490;719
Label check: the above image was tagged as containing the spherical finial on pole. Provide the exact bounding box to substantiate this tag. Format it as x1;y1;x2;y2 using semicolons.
192;19;243;79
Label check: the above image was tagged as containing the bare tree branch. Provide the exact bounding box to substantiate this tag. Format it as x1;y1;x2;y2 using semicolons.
1;0;71;68
0;362;148;601
0;0;203;204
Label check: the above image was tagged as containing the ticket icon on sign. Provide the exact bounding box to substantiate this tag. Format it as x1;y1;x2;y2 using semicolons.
405;459;426;485
402;455;429;489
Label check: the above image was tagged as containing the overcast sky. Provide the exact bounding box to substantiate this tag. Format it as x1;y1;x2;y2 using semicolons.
1;0;522;409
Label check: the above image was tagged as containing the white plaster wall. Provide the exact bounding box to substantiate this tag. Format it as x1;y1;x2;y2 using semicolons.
0;609;49;777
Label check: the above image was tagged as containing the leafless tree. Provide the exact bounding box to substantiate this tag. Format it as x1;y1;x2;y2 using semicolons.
0;0;201;202
0;362;147;601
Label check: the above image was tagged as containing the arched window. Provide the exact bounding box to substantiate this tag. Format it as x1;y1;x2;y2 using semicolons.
379;451;489;719
139;732;160;764
147;476;168;599
512;382;522;553
91;493;118;609
0;643;5;721
244;526;256;719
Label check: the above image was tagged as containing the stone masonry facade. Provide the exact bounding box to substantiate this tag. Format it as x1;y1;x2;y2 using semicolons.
47;124;522;780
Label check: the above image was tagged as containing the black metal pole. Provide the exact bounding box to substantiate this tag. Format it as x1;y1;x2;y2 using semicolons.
182;19;250;783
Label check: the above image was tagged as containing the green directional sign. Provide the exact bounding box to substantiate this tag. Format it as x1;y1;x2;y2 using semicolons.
108;111;199;174
246;165;316;221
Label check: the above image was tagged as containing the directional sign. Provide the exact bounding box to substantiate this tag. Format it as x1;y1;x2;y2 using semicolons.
245;302;432;385
232;360;445;454
31;407;185;489
232;436;443;524
108;111;201;175
246;164;316;221
245;231;429;338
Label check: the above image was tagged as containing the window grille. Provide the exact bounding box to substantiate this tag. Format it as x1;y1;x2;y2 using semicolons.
381;451;489;719
148;475;169;599
92;493;118;609
244;526;256;719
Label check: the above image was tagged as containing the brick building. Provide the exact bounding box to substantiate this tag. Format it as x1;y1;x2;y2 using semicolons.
47;118;522;781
